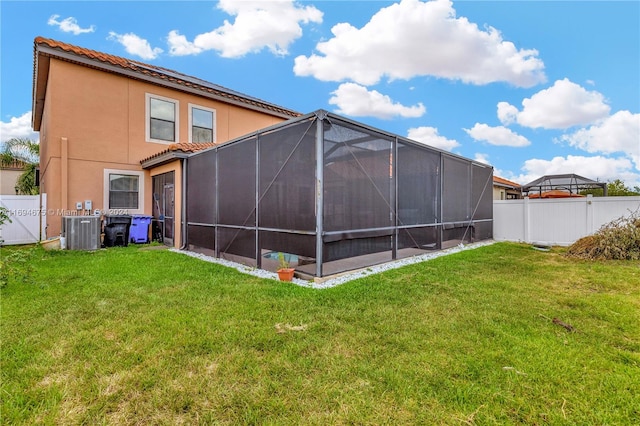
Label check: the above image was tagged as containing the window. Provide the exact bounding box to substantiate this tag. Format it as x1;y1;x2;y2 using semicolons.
109;174;139;209
189;104;216;143
103;169;145;214
146;94;179;143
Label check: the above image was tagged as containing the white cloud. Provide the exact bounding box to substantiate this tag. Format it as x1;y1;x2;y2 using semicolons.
407;126;460;151
474;153;491;165
464;123;530;147
511;155;639;187
329;83;426;119
168;0;322;58
560;110;640;169
496;102;519;126
294;0;545;87
107;32;163;60
167;31;203;56
498;79;610;129
0;112;39;143
47;15;95;35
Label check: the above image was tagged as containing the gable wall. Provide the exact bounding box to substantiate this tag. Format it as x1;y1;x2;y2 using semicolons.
38;57;289;241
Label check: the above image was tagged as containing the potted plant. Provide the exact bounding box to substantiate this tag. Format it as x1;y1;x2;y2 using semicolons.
276;252;295;282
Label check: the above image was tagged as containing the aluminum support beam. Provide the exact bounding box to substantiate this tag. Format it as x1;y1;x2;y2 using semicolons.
315;115;325;277
255;136;261;269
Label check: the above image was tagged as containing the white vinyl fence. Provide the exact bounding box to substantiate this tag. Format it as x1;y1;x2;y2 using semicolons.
0;194;47;245
494;195;640;246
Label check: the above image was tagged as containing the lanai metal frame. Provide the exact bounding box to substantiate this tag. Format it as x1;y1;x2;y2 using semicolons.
184;110;493;278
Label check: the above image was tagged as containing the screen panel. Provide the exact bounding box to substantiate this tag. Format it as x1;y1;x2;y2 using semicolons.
397;142;441;226
442;224;473;249
218;139;256;226
259;231;316;273
187;224;215;252
397;226;440;259
259;120;316;231
442;156;471;223
323;234;392;262
323;120;393;232
218;227;256;267
472;164;493;220
472;220;493;241
187;148;216;225
322;235;393;275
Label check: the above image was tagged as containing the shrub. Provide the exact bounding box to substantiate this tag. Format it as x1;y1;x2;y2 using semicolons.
0;248;37;289
0;206;10;246
566;210;640;260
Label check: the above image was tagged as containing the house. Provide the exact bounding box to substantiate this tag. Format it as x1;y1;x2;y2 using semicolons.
0;160;28;195
32;37;300;246
493;176;522;200
32;37;493;271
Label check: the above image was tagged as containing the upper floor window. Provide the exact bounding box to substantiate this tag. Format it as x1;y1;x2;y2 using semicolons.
146;94;179;143
189;104;216;143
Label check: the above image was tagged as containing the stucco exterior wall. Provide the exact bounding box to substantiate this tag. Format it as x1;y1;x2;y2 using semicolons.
39;58;289;240
493;185;522;200
0;169;23;195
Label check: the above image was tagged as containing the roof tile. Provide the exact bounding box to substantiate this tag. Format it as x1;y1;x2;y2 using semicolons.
493;176;521;188
34;37;300;119
139;142;218;165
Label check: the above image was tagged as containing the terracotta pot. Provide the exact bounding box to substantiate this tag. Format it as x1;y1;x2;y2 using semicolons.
277;268;295;282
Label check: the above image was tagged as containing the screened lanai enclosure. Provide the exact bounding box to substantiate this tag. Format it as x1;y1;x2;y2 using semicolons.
185;110;493;278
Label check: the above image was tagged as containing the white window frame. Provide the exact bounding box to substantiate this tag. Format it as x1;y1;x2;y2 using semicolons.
146;93;179;144
188;103;216;143
103;169;145;215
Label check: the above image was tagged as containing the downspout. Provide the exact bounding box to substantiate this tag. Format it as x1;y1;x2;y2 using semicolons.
39;188;43;241
180;157;188;249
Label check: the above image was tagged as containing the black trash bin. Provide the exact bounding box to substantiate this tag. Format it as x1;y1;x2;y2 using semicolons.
103;215;132;247
151;219;163;243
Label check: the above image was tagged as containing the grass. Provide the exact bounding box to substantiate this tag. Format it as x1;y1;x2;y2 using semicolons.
1;242;639;425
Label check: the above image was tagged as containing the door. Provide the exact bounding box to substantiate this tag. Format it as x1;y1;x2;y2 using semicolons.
152;171;175;246
163;183;174;245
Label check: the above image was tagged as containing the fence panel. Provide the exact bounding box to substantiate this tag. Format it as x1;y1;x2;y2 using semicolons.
0;194;47;245
528;198;588;245
494;196;640;246
493;200;525;242
592;197;640;230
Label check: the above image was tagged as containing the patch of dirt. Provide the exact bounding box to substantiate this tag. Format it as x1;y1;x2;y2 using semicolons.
275;323;308;333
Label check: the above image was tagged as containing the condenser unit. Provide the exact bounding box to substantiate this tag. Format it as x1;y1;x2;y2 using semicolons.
61;216;101;250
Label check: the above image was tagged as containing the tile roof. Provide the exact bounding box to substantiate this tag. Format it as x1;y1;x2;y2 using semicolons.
493;175;521;188
33;37;301;122
0;159;29;170
140;142;218;165
528;189;585;199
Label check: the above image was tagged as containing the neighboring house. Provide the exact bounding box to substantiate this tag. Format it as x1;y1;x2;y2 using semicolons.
32;37;300;245
0;160;27;195
493;176;522;200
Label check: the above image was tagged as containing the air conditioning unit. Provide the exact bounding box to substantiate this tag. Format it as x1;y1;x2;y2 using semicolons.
61;216;101;250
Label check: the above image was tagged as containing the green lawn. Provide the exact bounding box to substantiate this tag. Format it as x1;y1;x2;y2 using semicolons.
1;242;639;425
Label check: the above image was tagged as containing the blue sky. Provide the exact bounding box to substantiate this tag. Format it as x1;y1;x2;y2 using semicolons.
1;0;639;186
